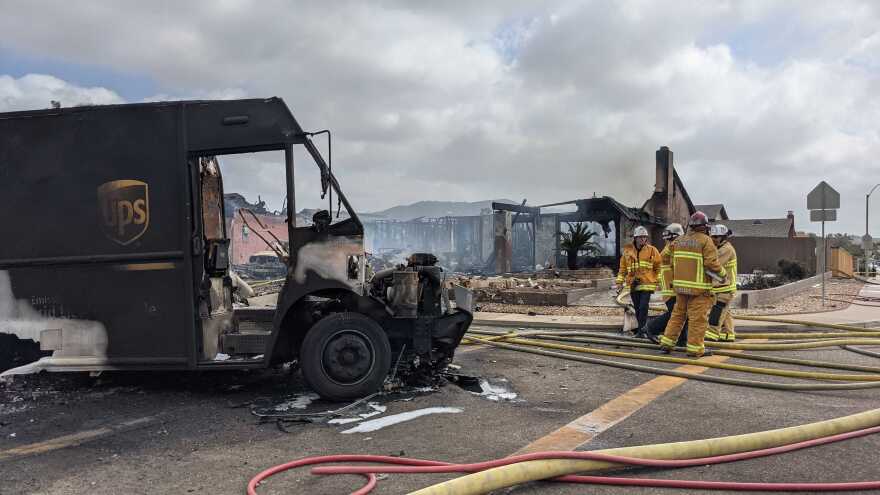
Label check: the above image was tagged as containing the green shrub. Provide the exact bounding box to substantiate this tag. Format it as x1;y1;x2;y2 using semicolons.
777;259;807;281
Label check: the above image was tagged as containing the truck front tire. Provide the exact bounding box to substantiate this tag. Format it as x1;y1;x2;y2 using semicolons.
300;312;391;401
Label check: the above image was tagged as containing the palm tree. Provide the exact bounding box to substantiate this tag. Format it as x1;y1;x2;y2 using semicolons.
559;222;600;270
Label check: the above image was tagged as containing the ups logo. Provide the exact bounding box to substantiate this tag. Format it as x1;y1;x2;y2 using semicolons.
98;180;150;245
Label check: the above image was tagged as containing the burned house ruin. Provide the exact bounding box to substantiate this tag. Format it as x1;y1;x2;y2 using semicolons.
360;146;695;274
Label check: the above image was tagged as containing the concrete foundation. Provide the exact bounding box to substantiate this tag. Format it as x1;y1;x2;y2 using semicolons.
496;287;597;306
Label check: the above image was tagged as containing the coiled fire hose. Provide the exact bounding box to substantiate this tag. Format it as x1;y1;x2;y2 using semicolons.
247;413;880;494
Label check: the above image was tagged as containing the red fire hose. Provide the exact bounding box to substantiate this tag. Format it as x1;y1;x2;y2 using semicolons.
247;425;880;494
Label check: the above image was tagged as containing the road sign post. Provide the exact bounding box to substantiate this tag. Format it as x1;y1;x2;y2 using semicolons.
807;181;840;306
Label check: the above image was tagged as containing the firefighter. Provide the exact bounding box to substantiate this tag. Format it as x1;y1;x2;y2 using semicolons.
641;223;685;343
616;226;661;332
707;224;737;342
659;212;727;358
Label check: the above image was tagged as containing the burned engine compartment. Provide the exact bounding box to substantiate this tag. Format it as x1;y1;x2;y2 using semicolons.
369;253;446;318
368;253;471;379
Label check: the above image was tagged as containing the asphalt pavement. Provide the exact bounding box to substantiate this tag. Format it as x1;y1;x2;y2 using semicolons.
2;320;880;495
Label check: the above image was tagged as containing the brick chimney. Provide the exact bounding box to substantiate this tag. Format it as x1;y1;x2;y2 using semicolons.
655;146;673;194
787;210;795;237
653;146;674;222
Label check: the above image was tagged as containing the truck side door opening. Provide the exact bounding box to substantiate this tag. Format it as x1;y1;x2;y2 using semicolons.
193;150;291;362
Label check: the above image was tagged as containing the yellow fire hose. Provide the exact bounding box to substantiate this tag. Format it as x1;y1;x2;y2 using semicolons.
408;406;880;495
476;329;880;340
463;336;880;391
466;328;880;372
468;327;880;351
733;314;879;333
737;331;880;339
647;304;879;333
479;332;880;374
465;336;880;382
708;338;880;351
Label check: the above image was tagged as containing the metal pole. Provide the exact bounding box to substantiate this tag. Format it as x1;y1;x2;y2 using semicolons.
821;220;826;306
285;145;295;232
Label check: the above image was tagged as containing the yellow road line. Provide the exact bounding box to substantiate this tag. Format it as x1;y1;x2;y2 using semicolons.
0;416;158;462
516;353;736;454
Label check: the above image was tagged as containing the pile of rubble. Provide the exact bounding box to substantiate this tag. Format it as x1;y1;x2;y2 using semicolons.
448;268;614;306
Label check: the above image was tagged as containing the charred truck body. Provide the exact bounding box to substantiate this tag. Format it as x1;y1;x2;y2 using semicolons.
0;98;471;400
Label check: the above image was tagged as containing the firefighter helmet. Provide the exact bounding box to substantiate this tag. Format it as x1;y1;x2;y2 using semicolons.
662;223;684;240
633;226;649;237
710;224;731;237
689;211;709;227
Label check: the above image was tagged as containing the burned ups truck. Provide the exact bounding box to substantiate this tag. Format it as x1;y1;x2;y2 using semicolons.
0;98;471;400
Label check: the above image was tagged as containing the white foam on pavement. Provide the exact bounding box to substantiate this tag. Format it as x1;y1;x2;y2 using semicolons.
341;407;462;434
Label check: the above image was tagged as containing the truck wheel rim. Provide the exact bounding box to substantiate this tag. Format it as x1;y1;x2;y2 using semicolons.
321;329;375;386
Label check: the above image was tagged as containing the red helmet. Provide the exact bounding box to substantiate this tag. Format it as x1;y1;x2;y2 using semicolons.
689;211;709;227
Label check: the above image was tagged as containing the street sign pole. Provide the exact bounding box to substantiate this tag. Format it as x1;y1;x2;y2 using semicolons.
807;181;840;307
821;219;826;306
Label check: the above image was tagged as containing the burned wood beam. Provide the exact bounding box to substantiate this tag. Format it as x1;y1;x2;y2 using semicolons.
492;202;540;215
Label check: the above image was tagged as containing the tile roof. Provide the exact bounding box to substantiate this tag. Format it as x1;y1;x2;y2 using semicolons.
722;218;793;238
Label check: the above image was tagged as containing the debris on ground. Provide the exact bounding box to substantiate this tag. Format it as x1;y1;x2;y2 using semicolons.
327;403;388;425
447;268;614;307
478;302;622;318
245;369;517;435
444;373;520;402
270;393;321;412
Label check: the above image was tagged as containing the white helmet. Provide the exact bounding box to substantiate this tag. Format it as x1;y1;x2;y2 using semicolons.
633;226;649;238
662;223;684;240
709;224;730;237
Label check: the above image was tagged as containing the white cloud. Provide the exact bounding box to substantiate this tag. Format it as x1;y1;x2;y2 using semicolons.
1;1;878;233
0;74;123;112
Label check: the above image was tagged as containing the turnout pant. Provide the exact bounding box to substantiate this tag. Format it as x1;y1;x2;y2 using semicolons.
707;293;736;342
720;310;735;341
630;290;652;330
660;293;714;357
646;298;687;346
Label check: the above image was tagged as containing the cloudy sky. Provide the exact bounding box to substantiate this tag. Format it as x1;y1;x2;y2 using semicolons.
1;1;878;235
